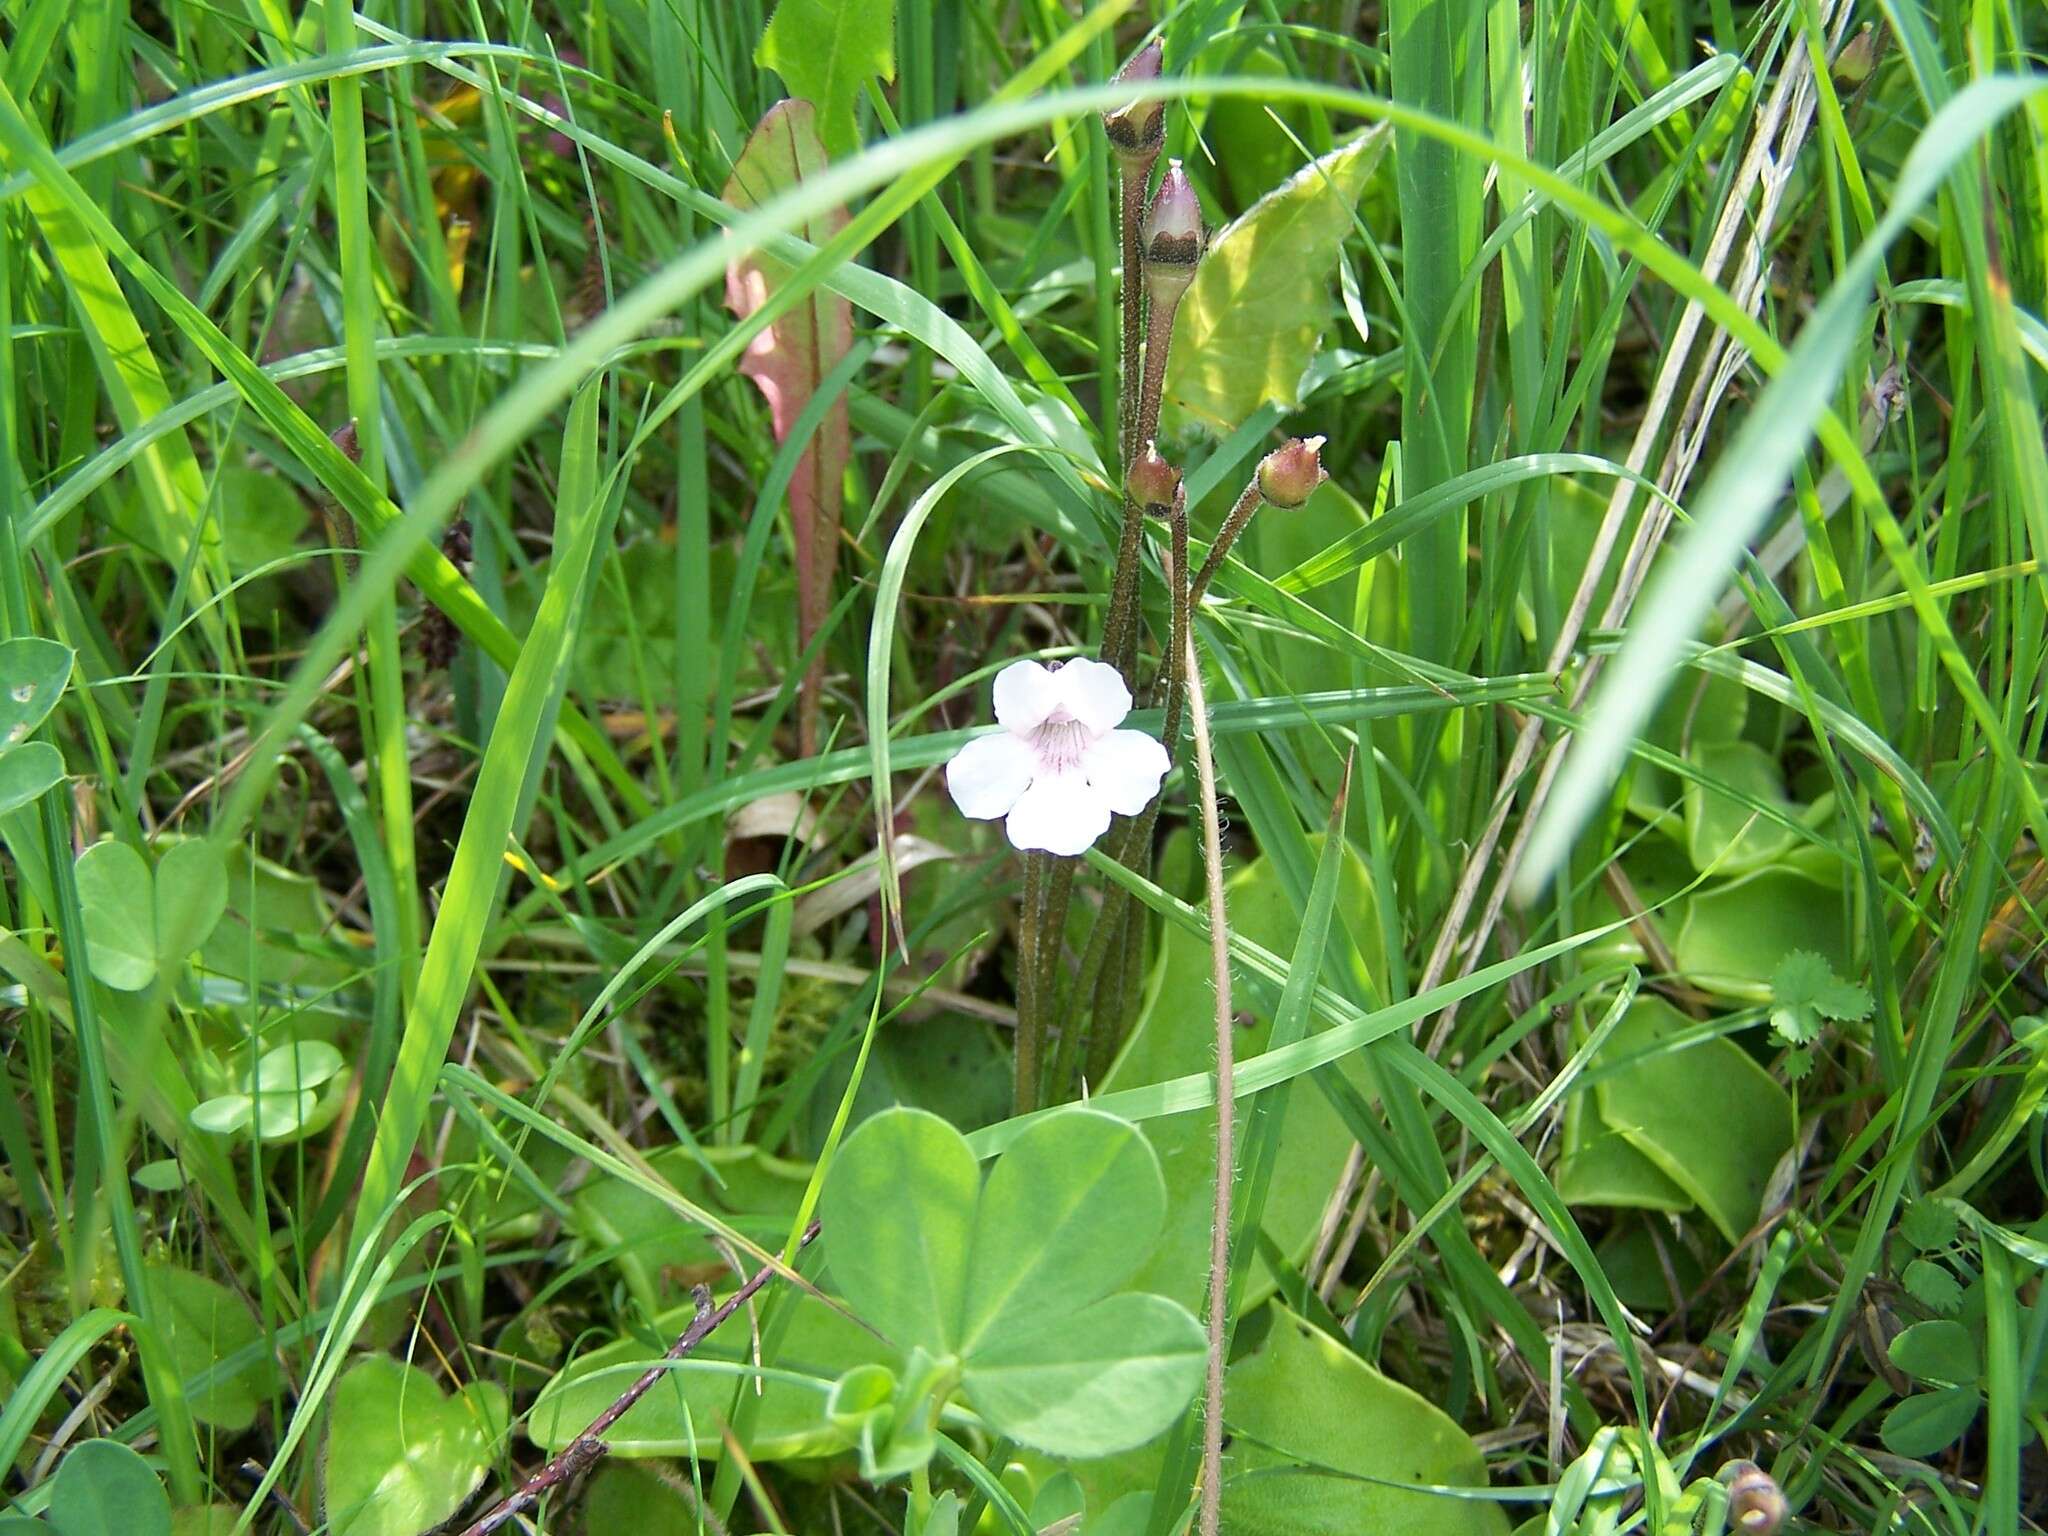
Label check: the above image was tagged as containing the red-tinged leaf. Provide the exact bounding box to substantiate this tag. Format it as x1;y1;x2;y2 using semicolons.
721;99;853;756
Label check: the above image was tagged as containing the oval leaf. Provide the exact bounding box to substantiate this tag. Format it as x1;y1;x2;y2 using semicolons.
154;839;229;971
1879;1384;1981;1460
1166;128;1389;429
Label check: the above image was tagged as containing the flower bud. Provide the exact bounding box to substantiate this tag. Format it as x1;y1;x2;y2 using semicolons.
1256;436;1327;508
1102;40;1165;163
1722;1462;1786;1536
1143;161;1204;263
1127;440;1182;509
331;419;362;463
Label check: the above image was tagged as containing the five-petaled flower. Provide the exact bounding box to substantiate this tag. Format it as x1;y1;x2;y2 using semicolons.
946;659;1170;856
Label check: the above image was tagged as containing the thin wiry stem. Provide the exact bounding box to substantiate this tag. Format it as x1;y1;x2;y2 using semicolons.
1188;477;1266;612
1014;851;1049;1114
1134;288;1185;460
1183;617;1233;1536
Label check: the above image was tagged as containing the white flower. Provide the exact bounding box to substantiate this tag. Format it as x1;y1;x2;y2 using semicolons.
946;658;1171;856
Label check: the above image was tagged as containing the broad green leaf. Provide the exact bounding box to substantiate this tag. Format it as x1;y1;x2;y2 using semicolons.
153;839;228;968
1587;999;1794;1243
583;1466;698;1533
1880;1384;1981;1459
527;1290;880;1458
0;638;70;744
1888;1319;1979;1386
47;1440;171;1536
960;1292;1203;1458
1167;127;1389;430
0;740;63;814
142;1264;272;1430
959;1108;1164;1350
1903;1258;1963;1315
74;841;157;991
1900;1200;1960;1252
1556;1094;1692;1215
1682;740;1823;875
320;1358;506;1536
755;0;896;158
189;1097;254;1136
1221;1308;1507;1536
1673;870;1852;1002
819;1107;977;1355
918;1492;962;1536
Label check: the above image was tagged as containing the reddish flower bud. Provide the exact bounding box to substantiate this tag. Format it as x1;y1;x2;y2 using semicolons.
1141;161;1205;307
331;419;362;464
1256;436;1327;508
1103;40;1165;162
1127;440;1182;509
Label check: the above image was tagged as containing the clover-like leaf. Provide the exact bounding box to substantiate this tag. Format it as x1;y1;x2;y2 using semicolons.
73;838;228;991
820;1107;977;1355
321;1358;506;1536
959;1292;1205;1457
1880;1383;1981;1459
959;1107;1164;1349
1769;949;1872;1046
0;637;73;747
820;1106;1203;1464
46;1440;170;1536
0;740;64;815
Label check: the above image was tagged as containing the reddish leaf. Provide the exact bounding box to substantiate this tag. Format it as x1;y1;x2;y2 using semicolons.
722;99;853;756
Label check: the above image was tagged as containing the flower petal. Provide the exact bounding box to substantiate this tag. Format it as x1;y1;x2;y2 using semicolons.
1004;771;1112;856
1049;657;1132;735
946;733;1037;820
992;660;1061;733
1081;728;1170;816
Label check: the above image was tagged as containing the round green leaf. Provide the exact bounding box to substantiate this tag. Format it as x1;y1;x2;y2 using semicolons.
0;741;64;814
321;1358;506;1536
820;1107;977;1354
960;1292;1203;1458
0;637;74;746
74;840;156;991
143;1263;274;1430
1888;1319;1979;1386
959;1106;1165;1351
153;839;228;971
47;1440;170;1536
1879;1384;1981;1459
248;1087;318;1140
254;1040;346;1093
189;1096;253;1137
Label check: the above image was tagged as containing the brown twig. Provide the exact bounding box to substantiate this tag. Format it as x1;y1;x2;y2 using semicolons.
455;1221;819;1536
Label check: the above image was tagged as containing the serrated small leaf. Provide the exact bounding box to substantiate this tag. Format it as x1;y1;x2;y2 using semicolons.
755;1;895;159
1903;1257;1964;1315
1781;1047;1816;1082
1900;1200;1959;1252
1888;1319;1979;1385
1770;1003;1821;1047
1880;1384;1980;1458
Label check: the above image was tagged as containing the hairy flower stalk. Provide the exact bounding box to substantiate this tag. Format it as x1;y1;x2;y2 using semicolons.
1188;437;1327;610
1104;40;1164;476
